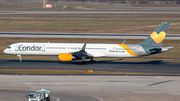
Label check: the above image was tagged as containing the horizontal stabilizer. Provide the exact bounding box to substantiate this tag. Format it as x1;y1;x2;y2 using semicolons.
161;46;173;52
164;46;173;49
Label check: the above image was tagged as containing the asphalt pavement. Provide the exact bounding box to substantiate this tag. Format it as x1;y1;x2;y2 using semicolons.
0;32;180;39
0;75;180;101
0;11;180;15
1;59;180;74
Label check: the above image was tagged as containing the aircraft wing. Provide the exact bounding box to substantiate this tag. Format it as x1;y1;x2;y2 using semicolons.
62;43;105;61
71;50;92;57
60;43;90;56
70;43;93;61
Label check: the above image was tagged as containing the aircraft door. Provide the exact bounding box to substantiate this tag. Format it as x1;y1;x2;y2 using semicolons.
42;44;46;52
15;44;19;51
138;46;143;53
112;47;115;51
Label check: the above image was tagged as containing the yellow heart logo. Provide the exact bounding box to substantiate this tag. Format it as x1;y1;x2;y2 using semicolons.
150;31;166;44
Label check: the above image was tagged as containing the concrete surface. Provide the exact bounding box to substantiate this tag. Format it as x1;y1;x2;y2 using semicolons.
0;75;180;101
0;11;180;15
0;32;180;39
1;59;180;74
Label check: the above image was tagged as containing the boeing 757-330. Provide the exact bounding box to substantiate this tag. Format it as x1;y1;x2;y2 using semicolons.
4;22;173;63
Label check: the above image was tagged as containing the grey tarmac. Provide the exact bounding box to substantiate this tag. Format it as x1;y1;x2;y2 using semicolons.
93;7;180;9
0;75;180;101
0;32;180;39
0;11;180;15
0;90;99;101
1;59;180;74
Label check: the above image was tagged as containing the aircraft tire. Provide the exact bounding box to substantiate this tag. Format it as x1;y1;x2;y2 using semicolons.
81;61;88;64
89;60;96;63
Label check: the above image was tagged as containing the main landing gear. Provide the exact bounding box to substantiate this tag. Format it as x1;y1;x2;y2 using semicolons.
81;61;88;64
81;58;96;64
17;55;22;63
89;58;96;63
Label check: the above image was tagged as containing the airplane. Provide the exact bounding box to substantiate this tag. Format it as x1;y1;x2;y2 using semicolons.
4;21;173;63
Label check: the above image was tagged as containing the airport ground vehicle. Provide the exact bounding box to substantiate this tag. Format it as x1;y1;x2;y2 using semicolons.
26;89;50;101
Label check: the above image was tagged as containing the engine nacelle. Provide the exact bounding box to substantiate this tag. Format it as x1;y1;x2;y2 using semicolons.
58;53;76;61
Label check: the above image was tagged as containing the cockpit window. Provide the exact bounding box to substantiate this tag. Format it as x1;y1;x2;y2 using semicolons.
7;46;11;49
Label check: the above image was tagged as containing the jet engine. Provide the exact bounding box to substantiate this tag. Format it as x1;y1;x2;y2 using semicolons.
58;53;76;61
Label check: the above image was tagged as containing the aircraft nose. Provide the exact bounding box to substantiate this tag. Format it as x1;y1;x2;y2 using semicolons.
4;49;7;54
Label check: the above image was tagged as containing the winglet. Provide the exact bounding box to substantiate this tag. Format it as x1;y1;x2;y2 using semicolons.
122;39;126;44
81;42;86;51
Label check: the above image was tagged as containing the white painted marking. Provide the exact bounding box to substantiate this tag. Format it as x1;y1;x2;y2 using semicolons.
90;95;103;101
51;96;60;101
155;76;164;78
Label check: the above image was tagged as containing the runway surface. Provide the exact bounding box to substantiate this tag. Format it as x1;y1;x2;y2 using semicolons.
1;59;180;74
1;32;180;39
0;10;180;15
93;7;180;9
0;90;99;101
0;75;180;101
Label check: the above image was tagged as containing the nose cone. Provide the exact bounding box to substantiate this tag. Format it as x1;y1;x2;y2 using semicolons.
4;49;7;54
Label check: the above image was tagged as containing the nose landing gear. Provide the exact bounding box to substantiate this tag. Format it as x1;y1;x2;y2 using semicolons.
17;55;22;63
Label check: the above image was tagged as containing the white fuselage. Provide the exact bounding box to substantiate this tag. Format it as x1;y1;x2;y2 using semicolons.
4;42;142;58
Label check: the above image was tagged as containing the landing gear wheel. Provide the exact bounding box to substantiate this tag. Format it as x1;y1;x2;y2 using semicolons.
17;55;22;63
89;60;96;63
81;61;88;64
20;60;23;63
